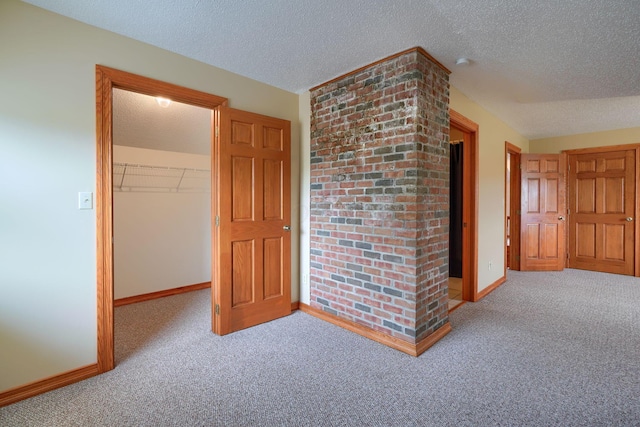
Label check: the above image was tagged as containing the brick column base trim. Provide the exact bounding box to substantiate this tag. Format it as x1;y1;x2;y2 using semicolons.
299;303;451;357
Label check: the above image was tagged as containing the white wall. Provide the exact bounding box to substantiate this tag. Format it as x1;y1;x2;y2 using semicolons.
0;0;300;392
298;92;312;304
113;146;211;300
449;86;529;292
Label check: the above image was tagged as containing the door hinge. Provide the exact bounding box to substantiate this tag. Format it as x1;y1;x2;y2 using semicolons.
516;210;521;215
566;253;570;259
215;216;220;227
215;304;220;315
515;255;520;261
215;126;219;138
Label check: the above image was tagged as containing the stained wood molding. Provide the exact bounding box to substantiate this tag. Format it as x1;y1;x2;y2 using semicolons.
448;301;466;313
0;364;98;407
450;109;480;302
114;282;211;307
476;276;506;300
505;141;522;273
96;65;228;375
299;303;451;357
291;301;300;311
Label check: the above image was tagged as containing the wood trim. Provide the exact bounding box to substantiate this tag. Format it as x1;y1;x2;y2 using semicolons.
291;301;300;311
560;152;568;271
309;47;450;92
450;109;479;134
562;142;640;155
0;364;98;407
450;109;479;302
114;282;211;307
505;142;522;272
96;65;228;376
448;301;466;313
299;303;451;357
415;323;452;356
211;108;221;333
636;147;640;277
476;275;506;300
505;142;522;153
96;66;114;374
96;65;228;108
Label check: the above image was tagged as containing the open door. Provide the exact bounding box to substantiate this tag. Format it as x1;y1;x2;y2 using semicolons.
212;107;292;335
520;154;566;271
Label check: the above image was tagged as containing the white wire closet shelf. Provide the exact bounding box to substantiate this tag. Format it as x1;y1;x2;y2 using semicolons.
113;162;211;193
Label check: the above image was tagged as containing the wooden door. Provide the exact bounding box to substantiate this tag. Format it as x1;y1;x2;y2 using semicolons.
506;143;521;271
568;149;635;275
520;154;566;271
213;107;291;334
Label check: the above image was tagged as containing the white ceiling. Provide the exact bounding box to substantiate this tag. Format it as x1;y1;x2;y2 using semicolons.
113;89;211;155
25;0;640;139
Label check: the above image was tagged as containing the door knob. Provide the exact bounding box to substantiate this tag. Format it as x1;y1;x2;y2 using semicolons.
626;217;634;222
558;216;565;221
283;225;291;231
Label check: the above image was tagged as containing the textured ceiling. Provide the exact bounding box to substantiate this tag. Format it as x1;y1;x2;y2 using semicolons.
113;89;210;155
25;0;640;139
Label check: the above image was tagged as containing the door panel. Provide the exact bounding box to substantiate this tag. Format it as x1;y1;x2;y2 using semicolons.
568;149;635;275
214;107;291;334
232;157;254;220
263;237;283;298
520;154;566;270
232;239;254;307
263;159;283;220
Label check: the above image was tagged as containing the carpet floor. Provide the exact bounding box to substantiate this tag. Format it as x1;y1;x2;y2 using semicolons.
1;269;639;426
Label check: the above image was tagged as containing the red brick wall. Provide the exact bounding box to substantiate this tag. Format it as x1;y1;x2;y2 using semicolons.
309;48;450;344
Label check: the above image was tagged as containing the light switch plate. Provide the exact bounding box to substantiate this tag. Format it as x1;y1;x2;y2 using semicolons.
78;192;93;210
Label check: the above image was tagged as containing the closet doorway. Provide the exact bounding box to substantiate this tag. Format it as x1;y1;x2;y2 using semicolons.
96;66;293;373
448;110;479;307
96;66;228;372
111;89;212;362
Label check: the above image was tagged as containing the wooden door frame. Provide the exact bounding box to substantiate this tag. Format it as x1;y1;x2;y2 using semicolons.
95;65;228;373
505;142;521;272
562;143;640;277
449;110;479;301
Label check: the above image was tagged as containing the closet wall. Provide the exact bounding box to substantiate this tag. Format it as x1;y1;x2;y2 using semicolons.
113;145;211;299
112;88;212;300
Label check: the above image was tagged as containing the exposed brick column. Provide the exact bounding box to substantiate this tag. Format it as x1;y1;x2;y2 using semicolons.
309;48;451;353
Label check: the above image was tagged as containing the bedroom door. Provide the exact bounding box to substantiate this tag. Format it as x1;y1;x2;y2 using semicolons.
567;149;636;275
213;107;292;334
520;154;566;271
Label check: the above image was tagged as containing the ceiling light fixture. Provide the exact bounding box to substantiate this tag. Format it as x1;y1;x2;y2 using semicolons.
455;57;470;66
155;97;172;108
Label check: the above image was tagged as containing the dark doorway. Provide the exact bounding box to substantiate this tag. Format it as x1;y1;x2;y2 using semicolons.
449;140;464;278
